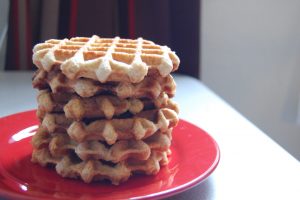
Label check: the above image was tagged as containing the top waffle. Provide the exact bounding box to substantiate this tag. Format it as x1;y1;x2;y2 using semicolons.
33;35;180;83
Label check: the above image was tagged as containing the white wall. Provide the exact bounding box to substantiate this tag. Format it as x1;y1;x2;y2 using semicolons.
201;0;300;160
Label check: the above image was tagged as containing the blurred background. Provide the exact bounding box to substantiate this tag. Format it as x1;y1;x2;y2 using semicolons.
0;0;199;76
0;0;299;160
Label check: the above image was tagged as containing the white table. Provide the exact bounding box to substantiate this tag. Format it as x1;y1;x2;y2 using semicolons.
0;72;299;200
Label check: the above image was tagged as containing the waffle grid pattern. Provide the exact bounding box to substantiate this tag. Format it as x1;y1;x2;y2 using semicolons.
33;36;180;83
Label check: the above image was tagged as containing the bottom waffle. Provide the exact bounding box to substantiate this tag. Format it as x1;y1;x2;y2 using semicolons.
32;148;169;185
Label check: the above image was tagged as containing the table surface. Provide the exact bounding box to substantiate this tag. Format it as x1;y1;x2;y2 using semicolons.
0;71;299;200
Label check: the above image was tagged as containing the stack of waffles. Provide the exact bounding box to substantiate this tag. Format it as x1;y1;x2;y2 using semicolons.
31;35;180;185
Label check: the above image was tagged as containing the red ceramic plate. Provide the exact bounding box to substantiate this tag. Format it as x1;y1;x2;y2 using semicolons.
0;110;220;200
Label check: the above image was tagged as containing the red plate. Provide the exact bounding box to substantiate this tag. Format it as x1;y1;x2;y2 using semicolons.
0;110;220;200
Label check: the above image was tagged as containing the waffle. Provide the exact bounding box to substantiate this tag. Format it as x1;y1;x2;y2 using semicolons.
40;107;178;144
31;35;180;185
32;69;176;99
32;148;169;185
32;36;180;83
32;126;171;163
37;90;71;114
37;90;178;120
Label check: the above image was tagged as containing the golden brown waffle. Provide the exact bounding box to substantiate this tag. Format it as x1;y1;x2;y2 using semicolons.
40;107;178;144
32;126;171;163
37;90;178;120
37;90;71;114
32;36;180;83
32;148;169;185
41;113;72;133
32;69;176;99
64;93;178;121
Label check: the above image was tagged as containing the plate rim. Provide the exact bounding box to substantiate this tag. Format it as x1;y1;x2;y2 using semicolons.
0;110;220;200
